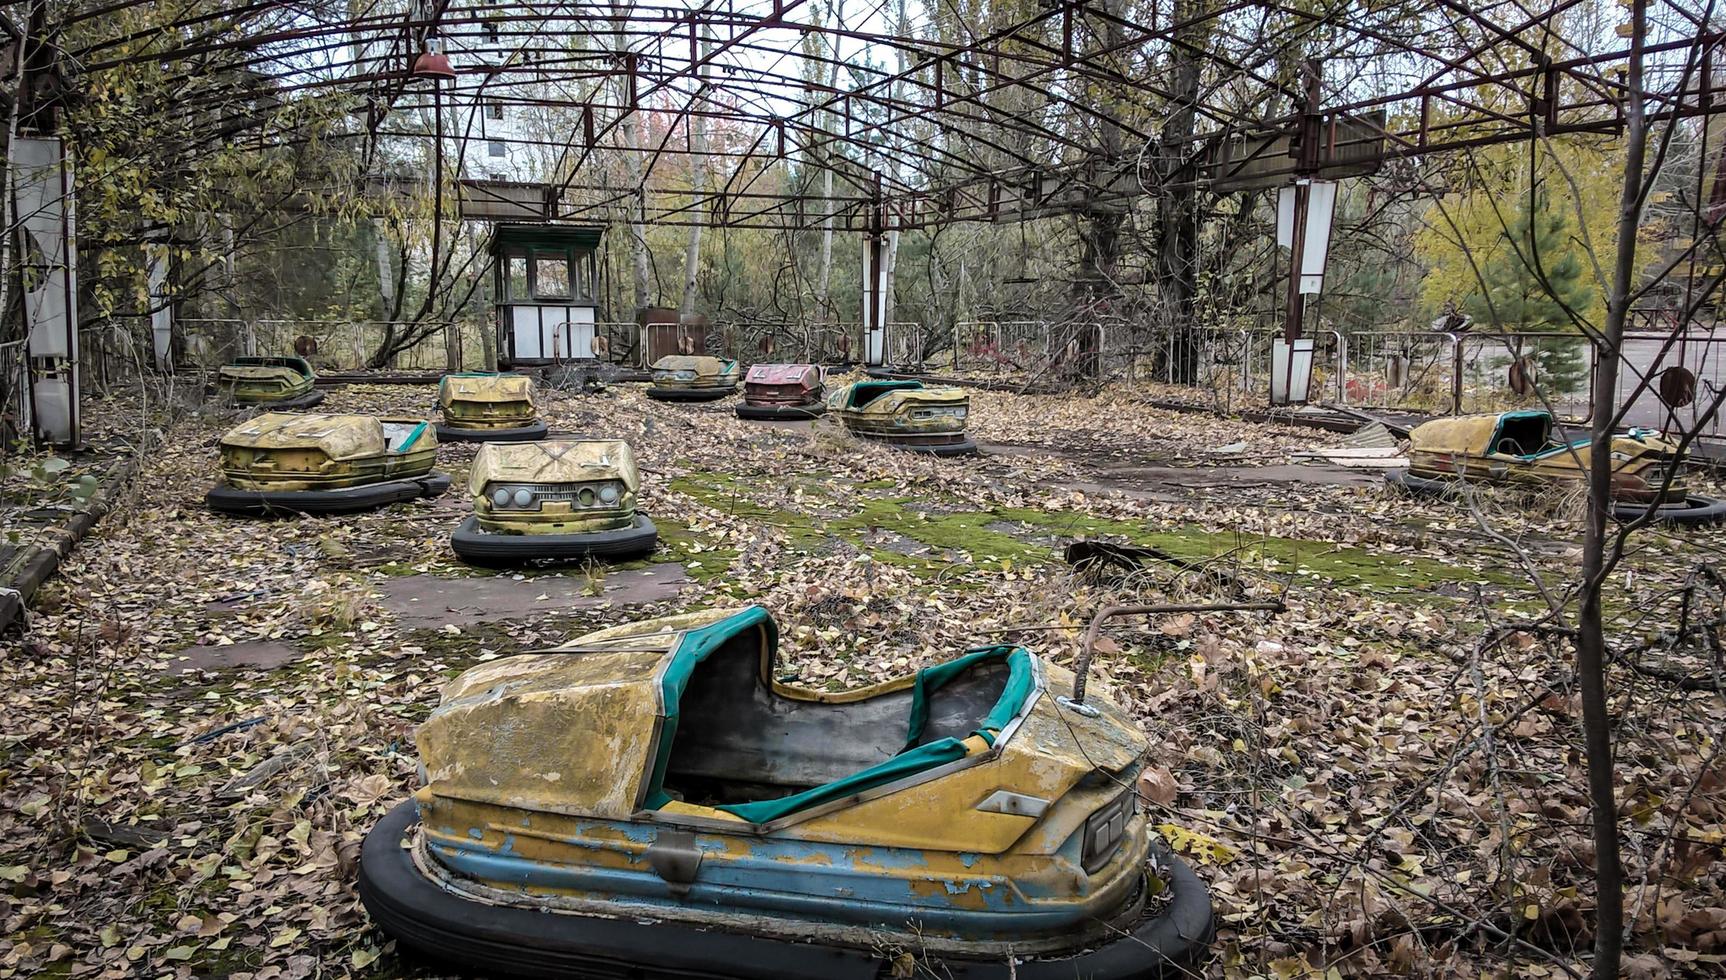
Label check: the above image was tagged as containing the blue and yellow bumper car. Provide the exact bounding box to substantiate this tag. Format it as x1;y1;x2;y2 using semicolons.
359;606;1211;978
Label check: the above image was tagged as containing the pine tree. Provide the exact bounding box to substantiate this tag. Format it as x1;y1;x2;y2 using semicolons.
1461;183;1596;395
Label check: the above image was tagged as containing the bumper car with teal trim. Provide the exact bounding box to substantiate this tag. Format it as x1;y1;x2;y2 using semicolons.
1389;410;1726;525
358;606;1212;979
828;379;978;456
206;413;450;516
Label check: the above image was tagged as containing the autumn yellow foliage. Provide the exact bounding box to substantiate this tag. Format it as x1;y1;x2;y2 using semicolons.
1412;135;1644;329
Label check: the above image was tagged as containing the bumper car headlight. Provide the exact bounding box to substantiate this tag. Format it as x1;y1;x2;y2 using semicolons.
571;481;625;508
1643;465;1679;486
1082;790;1133;874
910;406;966;422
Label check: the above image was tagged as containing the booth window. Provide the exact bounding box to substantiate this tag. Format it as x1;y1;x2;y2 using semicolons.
501;248;529;301
532;250;572;300
571;255;589;300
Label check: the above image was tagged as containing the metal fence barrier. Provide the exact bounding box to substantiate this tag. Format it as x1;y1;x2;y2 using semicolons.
92;313;1726;452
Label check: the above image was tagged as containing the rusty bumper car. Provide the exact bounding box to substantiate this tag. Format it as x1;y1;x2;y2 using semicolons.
434;372;549;443
450;438;658;564
828;379;978;456
1388;410;1726;525
358;606;1212;979
735;363;825;420
216;355;324;410
646;355;740;402
205;413;450;515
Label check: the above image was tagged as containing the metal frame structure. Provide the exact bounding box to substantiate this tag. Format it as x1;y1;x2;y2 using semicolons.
12;1;1726;431
42;2;1726;232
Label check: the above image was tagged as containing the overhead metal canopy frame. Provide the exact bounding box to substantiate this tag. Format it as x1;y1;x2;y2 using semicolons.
37;0;1726;232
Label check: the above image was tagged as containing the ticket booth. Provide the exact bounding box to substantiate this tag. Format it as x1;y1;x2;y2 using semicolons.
490;224;602;367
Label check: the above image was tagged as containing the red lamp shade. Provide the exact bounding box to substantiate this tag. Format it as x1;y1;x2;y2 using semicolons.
412;50;456;79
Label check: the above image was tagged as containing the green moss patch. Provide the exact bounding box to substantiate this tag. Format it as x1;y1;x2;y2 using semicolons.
669;470;1521;594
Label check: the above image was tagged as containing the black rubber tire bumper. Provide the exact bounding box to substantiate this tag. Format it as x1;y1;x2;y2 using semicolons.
450;514;658;563
646;386;736;402
1612;493;1726;526
857;433;980;457
1383;468;1459;497
235;389;325;411
358;800;1212;980
1388;470;1726;526
434;420;549;443
206;473;451;516
735;403;825;421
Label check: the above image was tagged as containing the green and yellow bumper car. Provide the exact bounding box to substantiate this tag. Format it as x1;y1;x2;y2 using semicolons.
216;355;324;410
1389;409;1726;525
358;606;1211;978
450;438;658;563
646;355;740;402
434;373;549;443
828;379;978;456
205;413;450;515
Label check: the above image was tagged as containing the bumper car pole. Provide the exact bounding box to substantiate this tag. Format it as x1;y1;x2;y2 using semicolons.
1068;601;1287;709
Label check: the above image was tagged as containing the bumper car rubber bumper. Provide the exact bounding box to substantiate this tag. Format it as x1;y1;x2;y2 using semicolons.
236;390;325;411
359;799;1213;980
1386;470;1726;526
206;473;451;516
434;420;549;443
450;514;658;564
1609;493;1726;525
735;402;825;421
856;432;979;457
646;386;735;402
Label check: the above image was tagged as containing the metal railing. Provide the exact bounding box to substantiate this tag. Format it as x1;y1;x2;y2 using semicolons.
1610;330;1726;444
952;319;1112;379
108;313;1726;451
176;317;488;372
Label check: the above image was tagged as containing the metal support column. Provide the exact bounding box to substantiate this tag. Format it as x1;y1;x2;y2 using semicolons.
860;192;889;367
13;9;78;445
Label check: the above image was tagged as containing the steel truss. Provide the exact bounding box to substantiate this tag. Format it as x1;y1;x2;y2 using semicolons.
22;1;1726;230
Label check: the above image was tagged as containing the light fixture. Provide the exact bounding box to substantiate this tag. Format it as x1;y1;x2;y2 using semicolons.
411;38;456;80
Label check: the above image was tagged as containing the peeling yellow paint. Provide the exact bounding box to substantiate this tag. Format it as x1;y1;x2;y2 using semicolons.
466;439;642;534
441;374;538;428
414;607;1158;936
1408;413;1688;500
217;413;438;490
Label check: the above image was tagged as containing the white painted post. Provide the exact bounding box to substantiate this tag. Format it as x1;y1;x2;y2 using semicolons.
13;136;79;446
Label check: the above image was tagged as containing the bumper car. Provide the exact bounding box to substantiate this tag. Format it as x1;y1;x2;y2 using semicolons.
434;372;549;443
359;605;1212;979
646;355;740;402
449;438;658;564
828;379;978;456
216;355;324;410
1387;410;1726;525
735;363;825;420
205;413;450;516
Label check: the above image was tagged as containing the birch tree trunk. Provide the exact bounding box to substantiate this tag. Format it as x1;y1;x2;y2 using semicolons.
680;34;709;318
814;1;844;322
374;221;396;315
612;2;651;314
